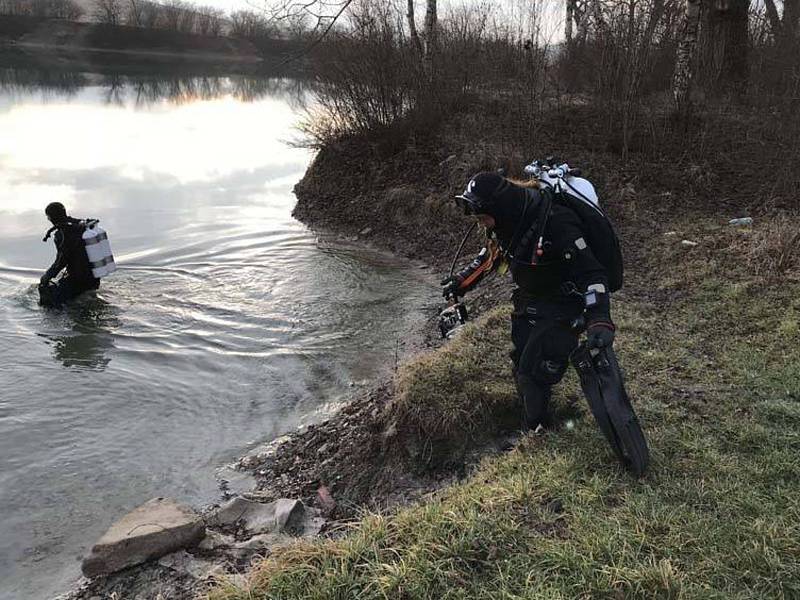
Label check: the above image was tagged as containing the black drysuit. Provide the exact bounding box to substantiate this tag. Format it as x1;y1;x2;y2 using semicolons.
40;222;100;307
454;183;612;428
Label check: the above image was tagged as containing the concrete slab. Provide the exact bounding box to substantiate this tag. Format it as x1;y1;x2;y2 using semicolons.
210;497;305;535
82;497;206;578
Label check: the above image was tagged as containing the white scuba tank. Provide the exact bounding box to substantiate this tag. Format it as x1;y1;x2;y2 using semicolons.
524;161;601;208
82;221;117;279
537;172;600;208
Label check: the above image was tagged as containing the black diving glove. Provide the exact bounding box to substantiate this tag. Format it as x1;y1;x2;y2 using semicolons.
440;275;463;299
587;321;616;349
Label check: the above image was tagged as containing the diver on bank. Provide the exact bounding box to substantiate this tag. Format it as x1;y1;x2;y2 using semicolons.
441;169;620;432
39;202;116;308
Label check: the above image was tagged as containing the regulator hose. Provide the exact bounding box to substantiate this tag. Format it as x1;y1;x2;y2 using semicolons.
449;222;478;278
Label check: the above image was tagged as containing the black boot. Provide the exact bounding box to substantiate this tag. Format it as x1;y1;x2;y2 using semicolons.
38;284;58;307
516;374;552;431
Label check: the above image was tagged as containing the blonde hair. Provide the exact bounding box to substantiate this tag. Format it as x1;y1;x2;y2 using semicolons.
506;177;540;189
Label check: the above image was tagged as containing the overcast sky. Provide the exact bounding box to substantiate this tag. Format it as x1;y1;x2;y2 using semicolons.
173;0;547;17
180;0;563;39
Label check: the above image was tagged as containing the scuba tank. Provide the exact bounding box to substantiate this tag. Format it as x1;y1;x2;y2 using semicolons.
82;219;116;279
523;159;623;292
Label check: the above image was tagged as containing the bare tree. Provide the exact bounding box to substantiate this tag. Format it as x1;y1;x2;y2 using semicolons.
177;5;196;34
407;0;423;55
161;0;183;32
138;0;161;28
764;0;800;45
267;0;354;48
405;0;438;75
701;0;750;87
230;9;263;38
92;0;124;25
0;0;83;19
673;0;702;108
423;0;438;73
125;0;144;27
195;5;224;36
566;0;576;44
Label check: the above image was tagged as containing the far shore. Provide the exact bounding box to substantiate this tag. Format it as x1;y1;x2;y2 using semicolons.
0;16;305;71
3;40;263;64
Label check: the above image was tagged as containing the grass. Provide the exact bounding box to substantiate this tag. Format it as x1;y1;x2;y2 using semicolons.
208;215;800;600
387;307;518;460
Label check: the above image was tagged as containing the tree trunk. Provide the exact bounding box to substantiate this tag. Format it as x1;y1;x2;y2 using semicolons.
407;0;423;56
703;0;749;88
566;0;575;45
644;0;667;43
423;0;437;77
785;0;800;39
673;0;702;108
592;0;606;37
764;0;783;40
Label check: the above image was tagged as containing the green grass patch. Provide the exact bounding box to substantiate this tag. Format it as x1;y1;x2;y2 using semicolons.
387;308;518;455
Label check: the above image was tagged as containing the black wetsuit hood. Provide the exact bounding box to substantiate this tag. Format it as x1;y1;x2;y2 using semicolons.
489;182;541;252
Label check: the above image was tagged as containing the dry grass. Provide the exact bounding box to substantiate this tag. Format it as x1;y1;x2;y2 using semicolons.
385;307;519;463
746;214;800;277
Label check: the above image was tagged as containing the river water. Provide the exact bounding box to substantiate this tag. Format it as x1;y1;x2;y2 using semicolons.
0;70;434;600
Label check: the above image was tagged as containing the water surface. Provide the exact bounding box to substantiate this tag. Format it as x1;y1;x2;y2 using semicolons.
0;70;433;600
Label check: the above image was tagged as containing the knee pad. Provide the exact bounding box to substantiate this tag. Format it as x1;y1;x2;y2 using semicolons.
535;358;568;385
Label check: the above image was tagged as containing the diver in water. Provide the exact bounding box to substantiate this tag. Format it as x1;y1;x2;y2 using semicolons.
441;171;617;431
39;202;101;307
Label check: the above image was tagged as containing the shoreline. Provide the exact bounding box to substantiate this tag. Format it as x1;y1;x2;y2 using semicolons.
3;40;264;64
57;228;453;600
0;16;308;73
58;101;559;600
57;95;800;598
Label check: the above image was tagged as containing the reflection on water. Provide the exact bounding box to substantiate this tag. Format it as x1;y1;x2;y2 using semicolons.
40;295;120;371
0;66;434;600
0;67;311;108
0;66;88;99
97;73;312;108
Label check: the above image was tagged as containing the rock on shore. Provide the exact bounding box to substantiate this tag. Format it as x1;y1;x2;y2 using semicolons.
81;497;205;578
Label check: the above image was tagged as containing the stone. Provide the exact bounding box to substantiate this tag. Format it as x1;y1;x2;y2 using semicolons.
158;550;224;580
197;530;235;552
360;227;373;235
681;240;699;247
210;497;305;535
82;497;205;579
230;533;285;558
302;515;327;537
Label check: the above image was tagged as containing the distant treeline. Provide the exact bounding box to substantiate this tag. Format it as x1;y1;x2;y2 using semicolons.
0;0;83;19
0;0;307;43
91;0;226;37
